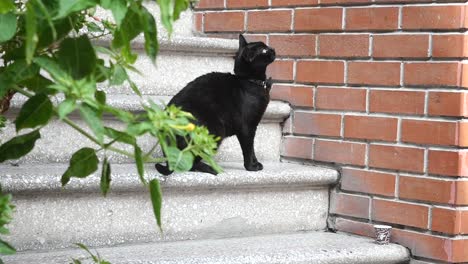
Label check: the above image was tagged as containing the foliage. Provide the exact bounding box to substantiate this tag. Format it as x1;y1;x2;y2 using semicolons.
0;187;15;257
71;243;110;264
0;0;220;260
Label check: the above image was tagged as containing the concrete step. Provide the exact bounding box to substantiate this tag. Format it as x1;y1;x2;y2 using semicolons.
4;95;290;164
3;232;410;264
99;37;237;96
1;162;338;251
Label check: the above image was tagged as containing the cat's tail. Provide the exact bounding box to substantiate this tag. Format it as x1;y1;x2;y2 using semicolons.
155;163;173;176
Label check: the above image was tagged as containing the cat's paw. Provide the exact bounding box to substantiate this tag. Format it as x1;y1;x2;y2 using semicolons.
245;162;263;171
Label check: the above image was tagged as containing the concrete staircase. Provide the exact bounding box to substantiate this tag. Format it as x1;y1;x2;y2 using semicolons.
1;4;410;264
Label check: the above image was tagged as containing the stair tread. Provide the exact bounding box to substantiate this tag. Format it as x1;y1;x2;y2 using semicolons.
1;162;338;194
9;94;291;122
4;232;410;264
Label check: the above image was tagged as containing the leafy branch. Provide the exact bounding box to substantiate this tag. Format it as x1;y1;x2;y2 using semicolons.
0;0;221;260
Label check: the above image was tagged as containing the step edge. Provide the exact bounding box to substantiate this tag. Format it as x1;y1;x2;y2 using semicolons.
93;35;238;55
8;95;291;122
1;162;338;194
3;232;410;264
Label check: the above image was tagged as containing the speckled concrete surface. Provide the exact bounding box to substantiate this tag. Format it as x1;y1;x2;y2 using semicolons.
4;232;410;264
104;52;235;96
1;162;338;194
1;162;335;251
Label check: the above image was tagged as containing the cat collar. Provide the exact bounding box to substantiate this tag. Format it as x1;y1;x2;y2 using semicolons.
248;77;272;89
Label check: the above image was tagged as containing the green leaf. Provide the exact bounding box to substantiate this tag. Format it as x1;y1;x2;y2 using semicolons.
134;145;146;185
139;6;159;62
100;157;111;196
101;0;127;27
33;56;71;85
111;5;142;49
72;259;82;264
55;0;98;19
126;122;153;136
0;239;16;255
79;103;105;144
61;148;99;186
0;227;10;235
104;127;135;145
0;60;40;97
95;90;106;105
15;93;53;132
174;0;189;21
86;22;102;32
166;146;194;172
109;64;127;86
57;98;76;119
20;74;55;94
57;36;96;79
0;12;16;43
75;243;98;262
0;130;41;163
129;81;142;97
25;2;37;64
156;0;173;34
0;0;15;14
149;179;163;231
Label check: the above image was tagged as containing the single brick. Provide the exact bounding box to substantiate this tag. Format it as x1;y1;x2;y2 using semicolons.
319;34;370;57
369;90;425;115
369;145;424;173
334;218;375;238
345;7;399;31
432;208;468;235
399;176;468;205
269;34;316;57
266;60;294;81
402;5;468;30
247;10;292;32
194;13;203;32
314;139;366;166
392;229;468;262
282;136;313;159
195;0;224;9
296;60;345;84
344;115;398;142
428;150;468;177
321;0;370;4
428;91;468;117
271;0;317;6
226;0;268;8
293;112;341;137
295;8;343;31
404;62;464;87
270;84;314;107
401;119;459;146
348;62;400;86
432;34;468;58
341;168;396;196
204;12;245;32
373;34;429;58
330;192;370;219
372;199;429;229
315;87;366;112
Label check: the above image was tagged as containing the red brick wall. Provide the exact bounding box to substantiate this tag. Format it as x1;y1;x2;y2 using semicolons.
194;1;468;263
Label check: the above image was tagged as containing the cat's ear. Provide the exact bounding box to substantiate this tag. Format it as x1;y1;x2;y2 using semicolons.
239;34;248;48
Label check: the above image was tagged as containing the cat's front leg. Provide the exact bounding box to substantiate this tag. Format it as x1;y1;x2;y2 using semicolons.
236;129;263;171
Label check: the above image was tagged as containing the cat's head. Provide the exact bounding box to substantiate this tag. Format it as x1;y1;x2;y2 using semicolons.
234;35;276;77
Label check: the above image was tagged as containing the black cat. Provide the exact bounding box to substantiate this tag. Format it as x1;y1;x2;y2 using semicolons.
155;34;276;175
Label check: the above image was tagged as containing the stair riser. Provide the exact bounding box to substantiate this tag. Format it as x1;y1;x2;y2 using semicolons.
1;119;281;164
9;187;329;251
100;52;235;96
